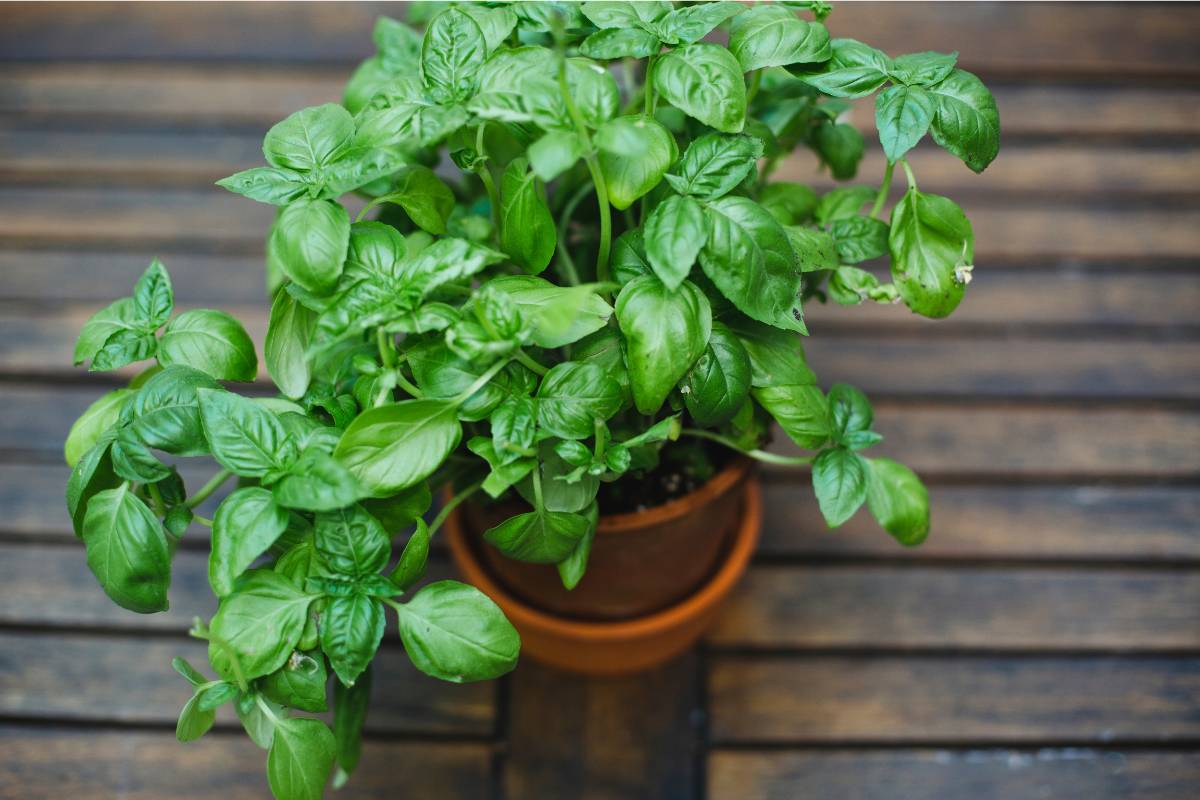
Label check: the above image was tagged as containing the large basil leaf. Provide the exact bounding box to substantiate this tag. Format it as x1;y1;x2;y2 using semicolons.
500;157;556;274
197;388;299;478
66;434;121;538
176;691;216;743
891;50;958;86
158;309;257;382
556;502;599;590
268;200;351;296
665;133;763;200
573;326;630;401
832;215;890;264
265;289;315;400
272;449;363;512
580;27;661;60
334;400;462;496
261;651;328;713
484;507;590;564
374;165;455;235
653;43;746;134
875;84;935;163
421;8;486;104
728;5;831;71
266;716;336;800
615;276;711;414
682;321;751;426
657;1;742;45
210;487;289;597
488;276;612;348
889;188;974;318
594;115;676;211
120;365;219;456
82;483;171;613
726;316;817;387
814;121;864;180
812;447;868;527
263;104;355;171
753;384;830;449
315;505;390;577
794;38;892;98
396;580;519;682
567;57;621;129
209;570;315;681
866;457;931;545
581;0;672;29
644;194;706;290
64;388;131;468
700;196;805;333
408;341;510;421
927;68;1000;173
536;362;623;439
322;593;386;687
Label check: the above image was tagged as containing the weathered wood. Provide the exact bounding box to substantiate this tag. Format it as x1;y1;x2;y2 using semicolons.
0;631;494;735
708;749;1200;800
709;566;1200;650
504;655;700;800
708;655;1200;743
0;725;491;800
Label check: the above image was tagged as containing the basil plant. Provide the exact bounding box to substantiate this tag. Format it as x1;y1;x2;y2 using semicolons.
63;2;998;797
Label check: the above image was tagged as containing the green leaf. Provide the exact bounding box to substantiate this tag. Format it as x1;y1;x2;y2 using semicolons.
158;309;257;382
785;225;840;272
315;505;390;577
261;651;329;713
375;165;456;235
556;502;599;590
264;104;355;171
92;329;158;373
333;668;371;782
927;68;1000;173
566;57;621;128
268;200;351;296
728;5;831;71
665;133;763;200
119;365;218;457
176;693;216;743
66;434;121;538
209;570;315;681
682;321;751;426
889;188;974;318
267;716;336;800
265;289;315;400
272;449;363;512
74;298;146;369
408;342;510;421
132;258;174;330
794;38;892;98
828;382;874;439
753;384;829;449
491;395;537;465
573;327;631;402
172;656;208;687
361;483;432;534
210;487;289;597
334;399;462;496
866;457;930;546
389;519;431;591
594;115;676;211
536;362;623;440
658;1;742;45
110;429;169;483
195;681;238;712
322;592;386;687
828;265;898;305
610;228;651;285
832;215;889;264
82;484;171;613
760;182;817;225
726;316;816;387
580;27;661;60
581;1;672;29
65;388;131;468
653;43;746;134
458;4;518;54
616;276;711;414
484;507;591;564
891;50;958;86
489;276;612;348
396;581;520;682
421;7;486;104
644;194;706;290
875;84;935;162
813;121;864;180
700;196;805;333
812;447;868;527
815;185;875;225
500;157;556;274
527;129;585;182
198;389;299;478
217;167;309;205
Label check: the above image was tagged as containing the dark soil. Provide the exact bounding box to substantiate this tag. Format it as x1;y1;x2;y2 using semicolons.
597;440;734;514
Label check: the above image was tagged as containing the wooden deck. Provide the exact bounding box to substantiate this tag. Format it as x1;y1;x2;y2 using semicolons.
1;3;1198;798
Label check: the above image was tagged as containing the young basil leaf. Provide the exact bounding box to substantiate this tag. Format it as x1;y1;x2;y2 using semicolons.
488;276;613;348
728;4;831;71
665;133;763;200
120;365;220;457
828;383;874;438
815;185;876;225
334;399;463;496
759;182;818;225
261;651;329;713
74;298;146;369
396;580;520;682
813;121;865;179
653;43;747;134
420;7;486;104
158;309;257;382
700;196;805;334
725;316;817;387
91;329;159;373
889;188;974;318
408;341;508;421
875;84;936;163
176;692;216;743
373;165;456;235
210;487;289;597
67;434;121;537
832;215;889;264
828;266;897;305
272;449;363;512
527;130;584;182
322;592;386;688
616;276;712;415
468;437;537;498
315;504;390;577
333;667;371;785
64;388;131;468
132;258;174;330
580;27;661;60
610;228;652;285
237;693;283;749
556;501;599;590
500;157;556;274
753;383;830;449
389;519;431;592
172;656;208;687
217;167;310;206
110;429;170;483
265;289;315;400
793;38;893;98
458;3;518;54
536;362;623;440
82;483;171;613
491;395;537;465
866;457;930;546
644;194;706;290
657;1;742;45
812;446;868;527
926;68;1000;173
485;507;591;564
267;200;351;296
264;104;356;171
524;441;601;513
682;321;752;426
209;570;316;681
581;0;671;29
196;680;239;712
891;50;958;86
594;115;676;211
197;388;300;478
267;716;337;800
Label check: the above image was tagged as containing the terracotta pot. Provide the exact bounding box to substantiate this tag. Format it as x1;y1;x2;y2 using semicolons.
444;459;761;675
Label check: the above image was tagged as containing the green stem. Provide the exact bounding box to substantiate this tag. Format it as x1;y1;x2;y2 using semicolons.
428;479;484;538
644;55;657;115
393;370;423;400
532;462;545;509
186;469;234;509
680;428;815;467
593;419;607;462
475;123;501;233
746;68;762;105
559;60;612;285
514;349;550;377
146;482;166;517
453;358;511;406
870;160;895;219
254;694;282;723
192;514;214;528
900;158;918;191
376;328;397;369
556;181;593;286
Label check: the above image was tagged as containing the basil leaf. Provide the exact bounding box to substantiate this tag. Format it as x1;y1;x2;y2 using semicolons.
421;7;486;105
396;580;519;682
265;289;315;400
814;121;864;179
210;487;289;597
666;133;763;200
261;651;329;713
197;388;300;478
74;298;144;368
120;365;219;456
132;258;174;330
485;506;590;564
828;382;874;439
812;447;868;527
491;395;537;466
794;38;892;98
644;194;706;289
832;215;889;264
828;265;897;305
726;316;817;387
595;115;676;211
488;276;613;348
64;388;131;468
176;692;216;743
615;276;711;414
469;436;537;499
700;196;805;334
373;165;455;235
217;166;309;206
322;592;386;687
889;188;974;318
500;157;556;274
580;27;661;60
573;327;631;402
866;457;930;546
158;309;257;382
760;182;817;225
408;342;509;421
556;502;599;590
536;362;623;440
927;68;1000;173
272;449;363;512
333;669;371;784
658;1;742;45
891;50;958;86
82;484;171;613
237;694;283;749
389;519;431;591
728;5;831;71
753;384;830;449
91;328;159;373
268;199;351;296
581;0;672;29
67;434;121;538
195;680;238;712
816;185;875;225
264;104;355;171
458;4;518;54
361;482;431;534
610;228;652;285
267;717;336;800
172;658;207;691
334;399;462;496
315;505;390;577
682;321;751;426
653;43;747;134
110;429;170;483
209;570;315;681
527;130;584;182
875;84;935;163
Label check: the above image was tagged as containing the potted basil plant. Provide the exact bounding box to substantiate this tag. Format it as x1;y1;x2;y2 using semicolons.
63;2;999;797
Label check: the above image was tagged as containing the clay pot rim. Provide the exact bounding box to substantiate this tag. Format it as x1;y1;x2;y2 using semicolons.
595;455;753;534
445;476;761;642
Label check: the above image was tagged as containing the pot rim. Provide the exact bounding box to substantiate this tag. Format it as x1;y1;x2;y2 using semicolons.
445;477;761;641
596;454;753;534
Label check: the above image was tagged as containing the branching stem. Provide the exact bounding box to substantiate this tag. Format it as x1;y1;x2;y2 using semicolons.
680;428;815;467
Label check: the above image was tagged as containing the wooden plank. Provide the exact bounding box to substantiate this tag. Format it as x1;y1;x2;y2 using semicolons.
709;566;1200;650
504;655;700;800
0;726;491;800
0;631;494;735
708;749;1200;800
708;655;1200;743
760;482;1200;562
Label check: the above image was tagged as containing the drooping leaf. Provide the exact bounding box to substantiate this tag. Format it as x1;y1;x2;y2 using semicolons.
866;457;931;545
752;383;829;450
321;592;386;687
64;388;131;468
926;68;1001;173
644;194;706;290
500;157;556;274
266;716;337;800
812;447;868;527
889;188;974;318
682;321;751;426
210;487;289;597
82;483;171;613
265;289;316;400
396;580;520;682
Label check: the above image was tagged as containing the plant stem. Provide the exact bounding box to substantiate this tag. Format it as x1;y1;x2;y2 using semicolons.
559;60;612;285
900;158;918;191
556;181;593;286
532;462;545;509
680;428;815;467
192;514;214;528
428;479;484;537
393;370;423;400
454;358;511;406
475;123;501;232
593;419;607;462
146;482;166;517
514;349;550;376
186;469;233;509
870;160;895;219
746;68;762;105
255;694;282;722
644;55;657;115
376;327;397;369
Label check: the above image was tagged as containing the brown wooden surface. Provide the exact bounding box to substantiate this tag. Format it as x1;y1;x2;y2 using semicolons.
0;3;1196;798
